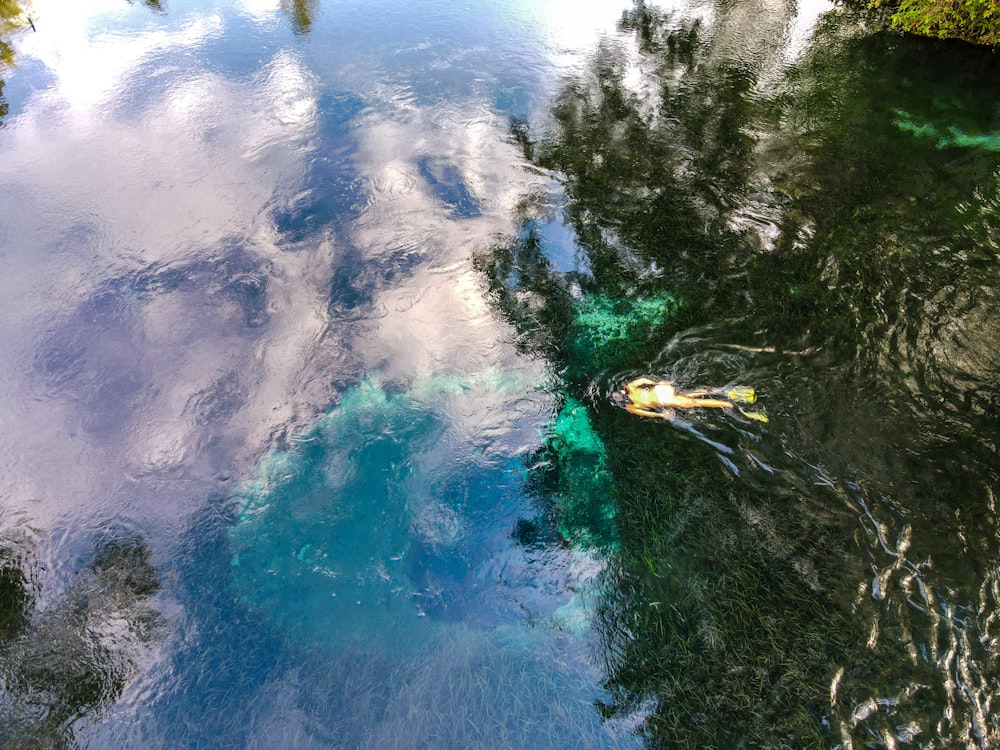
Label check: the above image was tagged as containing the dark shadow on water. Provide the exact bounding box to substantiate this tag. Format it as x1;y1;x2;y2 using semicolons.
476;1;1000;746
0;524;163;749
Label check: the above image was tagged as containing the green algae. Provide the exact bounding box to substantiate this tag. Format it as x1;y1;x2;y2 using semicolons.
568;294;679;375
545;396;618;550
892;109;1000;151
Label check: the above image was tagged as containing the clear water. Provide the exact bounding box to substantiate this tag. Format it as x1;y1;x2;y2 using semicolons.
1;0;999;747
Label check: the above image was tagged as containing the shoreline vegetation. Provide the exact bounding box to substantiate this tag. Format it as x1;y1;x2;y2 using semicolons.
865;0;1000;45
0;0;33;122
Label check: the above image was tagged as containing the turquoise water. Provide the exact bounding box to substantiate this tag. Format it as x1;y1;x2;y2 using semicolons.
2;0;1000;747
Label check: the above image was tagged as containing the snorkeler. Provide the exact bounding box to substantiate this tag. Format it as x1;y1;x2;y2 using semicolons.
611;377;767;422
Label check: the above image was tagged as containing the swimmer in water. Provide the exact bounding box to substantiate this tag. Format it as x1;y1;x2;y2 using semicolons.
611;377;767;422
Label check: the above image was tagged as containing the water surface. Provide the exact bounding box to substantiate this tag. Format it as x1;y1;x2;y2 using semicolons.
1;0;999;747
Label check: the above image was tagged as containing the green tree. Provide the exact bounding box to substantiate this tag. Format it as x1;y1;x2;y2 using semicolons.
873;0;1000;44
0;0;33;123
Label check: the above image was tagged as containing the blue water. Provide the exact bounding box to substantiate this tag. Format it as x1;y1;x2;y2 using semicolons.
0;0;640;746
4;0;1000;747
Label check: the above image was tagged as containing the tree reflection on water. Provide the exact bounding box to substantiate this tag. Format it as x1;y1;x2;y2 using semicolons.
479;1;1000;746
0;528;162;749
281;0;318;35
0;0;26;123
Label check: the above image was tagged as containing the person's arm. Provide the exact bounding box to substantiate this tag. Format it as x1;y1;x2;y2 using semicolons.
626;403;674;420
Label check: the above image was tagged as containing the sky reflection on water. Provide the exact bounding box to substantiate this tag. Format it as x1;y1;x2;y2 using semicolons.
0;0;641;746
3;0;1000;747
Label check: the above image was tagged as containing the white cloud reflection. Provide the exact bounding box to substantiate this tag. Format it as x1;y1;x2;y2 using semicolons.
349;103;549;382
0;0;566;546
0;0;642;745
0;6;326;532
18;0;223;116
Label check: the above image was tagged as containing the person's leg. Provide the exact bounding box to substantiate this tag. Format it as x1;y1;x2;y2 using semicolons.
674;396;733;410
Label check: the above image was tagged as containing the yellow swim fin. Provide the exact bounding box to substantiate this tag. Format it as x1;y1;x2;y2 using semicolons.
726;386;757;404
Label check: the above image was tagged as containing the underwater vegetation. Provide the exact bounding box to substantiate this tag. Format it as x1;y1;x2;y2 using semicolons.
528;396;618;551
221;370;638;746
569;295;680;379
894;110;1000;151
475;1;1000;746
474;231;685;386
230;623;636;749
229;373;493;649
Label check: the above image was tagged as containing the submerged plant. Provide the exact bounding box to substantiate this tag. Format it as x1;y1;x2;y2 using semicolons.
893;109;1000;151
478;0;1000;745
538;396;618;550
568;294;680;378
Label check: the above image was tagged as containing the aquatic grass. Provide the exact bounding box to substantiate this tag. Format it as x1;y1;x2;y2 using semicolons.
540;396;619;550
474;2;1000;746
341;627;637;750
535;396;893;746
568;293;680;379
596;462;890;745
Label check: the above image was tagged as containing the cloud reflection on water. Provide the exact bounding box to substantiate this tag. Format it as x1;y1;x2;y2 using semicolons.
0;4;333;538
0;0;647;745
